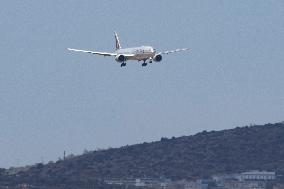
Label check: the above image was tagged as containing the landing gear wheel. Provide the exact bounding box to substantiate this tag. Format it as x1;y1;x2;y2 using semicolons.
120;63;126;67
142;63;147;67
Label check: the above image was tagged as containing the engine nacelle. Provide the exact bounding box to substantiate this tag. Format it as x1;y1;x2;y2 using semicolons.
115;54;126;62
153;54;162;62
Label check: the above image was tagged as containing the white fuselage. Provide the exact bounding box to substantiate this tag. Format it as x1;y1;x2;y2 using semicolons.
116;46;156;61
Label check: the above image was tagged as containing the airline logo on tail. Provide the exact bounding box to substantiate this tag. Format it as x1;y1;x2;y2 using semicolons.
115;32;121;50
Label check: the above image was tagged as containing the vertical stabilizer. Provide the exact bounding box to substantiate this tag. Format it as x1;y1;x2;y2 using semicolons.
114;32;121;50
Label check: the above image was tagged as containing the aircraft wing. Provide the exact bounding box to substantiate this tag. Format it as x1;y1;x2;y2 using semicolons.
159;48;190;55
67;48;117;56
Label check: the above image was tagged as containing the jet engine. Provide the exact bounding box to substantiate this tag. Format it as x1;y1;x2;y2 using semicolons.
153;54;162;62
115;54;126;62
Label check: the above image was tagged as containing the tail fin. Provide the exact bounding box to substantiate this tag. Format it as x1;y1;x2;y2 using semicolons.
114;32;121;50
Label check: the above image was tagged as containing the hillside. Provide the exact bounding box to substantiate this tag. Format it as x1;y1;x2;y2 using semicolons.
1;122;284;188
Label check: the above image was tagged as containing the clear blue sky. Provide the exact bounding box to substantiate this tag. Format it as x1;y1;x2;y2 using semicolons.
1;0;283;168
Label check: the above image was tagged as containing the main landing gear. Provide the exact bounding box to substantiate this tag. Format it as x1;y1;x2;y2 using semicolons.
142;60;147;67
120;62;126;67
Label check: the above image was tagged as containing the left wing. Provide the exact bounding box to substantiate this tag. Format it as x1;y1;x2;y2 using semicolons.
67;48;117;56
159;48;190;55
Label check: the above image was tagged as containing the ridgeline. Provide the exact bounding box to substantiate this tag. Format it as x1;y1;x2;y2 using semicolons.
1;122;284;188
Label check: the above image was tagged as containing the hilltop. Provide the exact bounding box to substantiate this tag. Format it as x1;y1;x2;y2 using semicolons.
1;122;284;188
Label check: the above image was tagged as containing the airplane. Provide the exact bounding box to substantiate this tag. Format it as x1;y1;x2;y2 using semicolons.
67;32;190;67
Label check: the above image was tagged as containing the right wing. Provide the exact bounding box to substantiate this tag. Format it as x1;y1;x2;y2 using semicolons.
159;48;190;55
67;48;117;56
